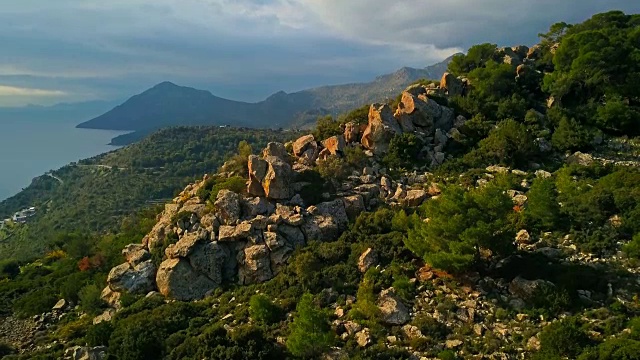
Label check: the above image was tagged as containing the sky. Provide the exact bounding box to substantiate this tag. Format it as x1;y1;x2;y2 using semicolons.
1;0;639;107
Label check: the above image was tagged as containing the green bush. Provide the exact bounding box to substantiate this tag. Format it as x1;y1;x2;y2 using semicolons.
78;284;105;315
623;234;640;260
0;259;20;279
406;182;515;273
13;287;58;317
85;321;114;347
465;119;536;168
384;133;423;169
536;317;591;358
286;293;334;358
249;294;281;325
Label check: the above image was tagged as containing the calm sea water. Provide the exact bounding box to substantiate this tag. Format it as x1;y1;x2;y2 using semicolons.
0;118;127;201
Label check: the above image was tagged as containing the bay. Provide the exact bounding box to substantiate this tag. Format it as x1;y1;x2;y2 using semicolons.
0;109;127;201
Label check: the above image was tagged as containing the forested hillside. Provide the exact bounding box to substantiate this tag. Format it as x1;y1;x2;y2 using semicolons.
1;10;640;360
0;127;297;260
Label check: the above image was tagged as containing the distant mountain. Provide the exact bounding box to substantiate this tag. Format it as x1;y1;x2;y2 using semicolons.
77;55;457;132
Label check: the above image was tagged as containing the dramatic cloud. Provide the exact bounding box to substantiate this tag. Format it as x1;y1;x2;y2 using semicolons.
1;0;639;106
0;85;66;97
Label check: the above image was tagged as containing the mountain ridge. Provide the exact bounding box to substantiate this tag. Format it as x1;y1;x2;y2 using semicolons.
76;54;458;132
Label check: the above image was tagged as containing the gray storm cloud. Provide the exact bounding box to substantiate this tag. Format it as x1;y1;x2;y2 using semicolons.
0;0;638;106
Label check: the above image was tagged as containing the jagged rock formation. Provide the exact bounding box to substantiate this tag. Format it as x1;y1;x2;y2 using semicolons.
101;76;472;303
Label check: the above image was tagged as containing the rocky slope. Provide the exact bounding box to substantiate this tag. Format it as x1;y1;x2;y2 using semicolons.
100;68;468;306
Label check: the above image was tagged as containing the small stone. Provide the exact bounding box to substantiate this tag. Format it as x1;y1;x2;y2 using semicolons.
445;339;463;349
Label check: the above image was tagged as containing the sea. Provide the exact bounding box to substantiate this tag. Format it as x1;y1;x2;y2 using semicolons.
0;114;127;202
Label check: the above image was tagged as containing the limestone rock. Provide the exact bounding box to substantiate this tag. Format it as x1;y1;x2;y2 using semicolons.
122;244;150;266
403;190;428;207
214;190;242;225
344;122;363;144
52;299;67;311
100;286;121;309
358;248;378;273
322;135;347;156
356;329;372;347
238;244;273;285
278;224;306;249
107;260;156;294
342;195;365;221
395;92;439;130
263;156;294;200
262;142;289;161
93;309;115;325
248;155;268;197
362;103;402;155
243;197;275;218
165;230;207;258
567;151;594;166
441;72;464;96
188;241;229;286
515;229;531;245
64;346;108;360
377;288;410;325
156;258;217;301
293;135;316;157
301;200;349;242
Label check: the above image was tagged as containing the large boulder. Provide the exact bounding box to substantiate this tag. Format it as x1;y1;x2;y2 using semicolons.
238;244;273;285
277;224;306;248
403;190;428;207
264;231;293;273
242;197;275;218
377;288;410;325
293;135;317;157
322;135;347;156
342;195;365;221
441;72;464;97
122;244;150;266
362;104;402;155
248;155;268;197
395;92;442;131
263;156;294;200
107;260;156;294
301;200;349;242
344;122;365;144
262;142;289;161
214;190;242;225
165;230;208;259
188;241;229;286
156;258;217;301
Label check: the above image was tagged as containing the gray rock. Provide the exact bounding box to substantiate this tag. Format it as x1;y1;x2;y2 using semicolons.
263;156;294;200
156;258;217;301
238;245;273;285
107;260;156;294
358;248;378;273
361;103;402;155
342;195;365;221
214;190;242;225
377;288;410;325
188;241;229;285
122;244;150;266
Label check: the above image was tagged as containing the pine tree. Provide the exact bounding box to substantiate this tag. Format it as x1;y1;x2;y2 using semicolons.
286;293;333;358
